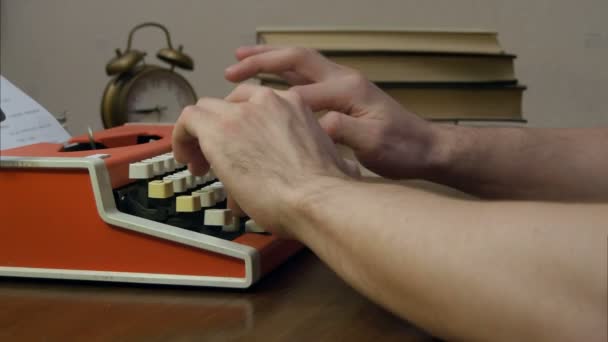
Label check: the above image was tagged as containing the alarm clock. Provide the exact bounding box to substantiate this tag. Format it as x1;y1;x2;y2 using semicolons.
101;22;197;128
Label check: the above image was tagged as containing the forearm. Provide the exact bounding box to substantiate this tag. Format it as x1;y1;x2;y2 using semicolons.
285;177;607;341
427;125;608;201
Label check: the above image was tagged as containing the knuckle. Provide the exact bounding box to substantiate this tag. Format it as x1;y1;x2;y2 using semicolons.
174;106;202;141
231;83;255;96
324;113;342;137
180;105;200;119
257;87;276;98
286;46;304;56
234;83;253;92
289;85;306;99
301;47;318;56
343;71;371;97
285;90;304;106
195;97;213;107
286;46;314;61
346;71;368;88
241;54;259;68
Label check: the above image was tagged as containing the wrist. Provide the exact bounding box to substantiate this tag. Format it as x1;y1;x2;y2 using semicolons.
424;123;468;182
280;174;353;241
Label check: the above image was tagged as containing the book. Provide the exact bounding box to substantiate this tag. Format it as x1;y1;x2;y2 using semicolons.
379;84;525;120
256;28;503;54
259;78;525;121
262;52;516;84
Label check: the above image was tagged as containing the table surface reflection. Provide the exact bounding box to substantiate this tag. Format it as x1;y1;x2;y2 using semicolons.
0;249;436;341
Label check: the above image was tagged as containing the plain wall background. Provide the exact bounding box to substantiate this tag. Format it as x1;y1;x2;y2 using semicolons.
1;0;607;135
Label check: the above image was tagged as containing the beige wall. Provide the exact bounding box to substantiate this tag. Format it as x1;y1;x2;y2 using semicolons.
1;0;607;135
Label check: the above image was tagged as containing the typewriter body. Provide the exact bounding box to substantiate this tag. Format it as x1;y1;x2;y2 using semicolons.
0;124;302;288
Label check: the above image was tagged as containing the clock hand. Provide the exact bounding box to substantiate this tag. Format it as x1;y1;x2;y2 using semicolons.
130;105;168;114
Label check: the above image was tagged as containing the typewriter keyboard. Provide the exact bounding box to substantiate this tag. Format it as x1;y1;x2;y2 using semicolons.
114;152;266;240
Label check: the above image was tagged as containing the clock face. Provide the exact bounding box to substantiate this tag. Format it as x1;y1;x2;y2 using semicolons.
123;68;197;124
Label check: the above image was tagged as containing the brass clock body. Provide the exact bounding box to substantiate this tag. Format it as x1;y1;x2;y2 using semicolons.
101;65;197;128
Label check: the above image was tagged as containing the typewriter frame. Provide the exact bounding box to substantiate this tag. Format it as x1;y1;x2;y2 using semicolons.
0;125;302;288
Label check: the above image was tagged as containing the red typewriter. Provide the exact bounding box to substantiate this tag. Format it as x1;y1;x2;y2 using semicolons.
0;124;302;288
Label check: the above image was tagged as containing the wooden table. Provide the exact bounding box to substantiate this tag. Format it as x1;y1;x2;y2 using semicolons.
0;249;436;341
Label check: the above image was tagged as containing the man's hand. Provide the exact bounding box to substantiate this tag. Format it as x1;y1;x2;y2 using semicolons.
172;84;353;235
225;46;608;201
225;46;443;179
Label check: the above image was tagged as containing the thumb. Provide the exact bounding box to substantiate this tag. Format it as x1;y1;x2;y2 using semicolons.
318;111;369;152
342;158;362;179
227;195;246;218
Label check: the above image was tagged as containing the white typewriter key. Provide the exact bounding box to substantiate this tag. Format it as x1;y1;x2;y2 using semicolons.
143;158;165;176
192;188;216;207
129;162;154;179
208;182;226;202
183;172;196;189
194;176;205;185
164;175;186;193
154;155;172;171
222;219;240;233
212;189;223;203
202;172;214;183
176;195;202;212
159;155;176;172
204;209;233;226
148;180;174;199
207;169;216;181
245;219;267;233
173;155;186;169
209;181;223;188
200;186;221;203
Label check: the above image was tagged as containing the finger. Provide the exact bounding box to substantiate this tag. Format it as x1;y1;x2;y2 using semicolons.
291;81;351;113
172;106;210;174
227;195;246;218
318;111;370;152
225;47;337;83
238;70;308;86
278;71;310;85
173;98;240;173
234;46;310;84
291;73;374;113
235;45;278;60
187;150;209;176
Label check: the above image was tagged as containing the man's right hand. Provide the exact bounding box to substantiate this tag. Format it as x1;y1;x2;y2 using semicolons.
224;46;446;179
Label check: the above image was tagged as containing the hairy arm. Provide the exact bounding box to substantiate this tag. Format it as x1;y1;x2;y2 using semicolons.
286;177;607;341
429;125;608;200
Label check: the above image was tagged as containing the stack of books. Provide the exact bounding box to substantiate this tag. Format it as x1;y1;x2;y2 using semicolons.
256;28;525;123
